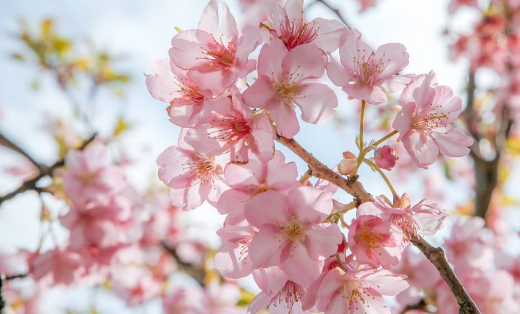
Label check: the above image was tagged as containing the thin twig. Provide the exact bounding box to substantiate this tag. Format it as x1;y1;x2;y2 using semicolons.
276;134;481;314
315;0;351;28
160;242;206;287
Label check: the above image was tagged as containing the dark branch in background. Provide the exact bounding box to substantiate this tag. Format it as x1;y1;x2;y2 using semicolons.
0;132;45;173
315;0;351;28
0;273;29;312
276;134;481;314
0;133;97;206
160;242;206;287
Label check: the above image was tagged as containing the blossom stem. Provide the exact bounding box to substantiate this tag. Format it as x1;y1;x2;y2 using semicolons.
372;130;398;147
351;101;367;177
362;158;399;201
299;169;313;184
335;253;348;271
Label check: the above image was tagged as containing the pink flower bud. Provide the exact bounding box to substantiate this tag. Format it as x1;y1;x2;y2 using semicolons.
338;151;357;175
374;145;397;170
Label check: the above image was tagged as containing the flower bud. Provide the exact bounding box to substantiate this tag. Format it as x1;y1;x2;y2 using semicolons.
374;145;397;170
338;151;357;175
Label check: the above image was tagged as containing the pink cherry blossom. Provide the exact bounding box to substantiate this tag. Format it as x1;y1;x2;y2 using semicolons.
243;38;338;138
217;150;298;224
170;1;262;95
29;249;84;285
244;187;342;285
111;268;162;306
249;266;311;314
185;91;275;164
374;145;397;170
146;58;229;127
62;142;127;204
315;267;408;314
261;0;348;52
358;194;448;239
392;71;474;169
348;214;404;269
327;30;411;104
162;287;203;314
214;223;256;279
157;132;228;211
448;0;479;13
202;281;243;314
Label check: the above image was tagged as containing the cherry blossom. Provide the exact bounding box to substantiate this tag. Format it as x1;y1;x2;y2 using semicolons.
327;30;411;104
214;223;256;279
146;58;228;127
315;267;408;314
170;0;262;95
217;150;298;224
157;132;228;211
348;214;404;269
261;0;348;52
243;37;338;138
29;249;84;285
244;187;342;285
392;71;474;169
185;91;275;164
374;145;397;170
358;194;448;239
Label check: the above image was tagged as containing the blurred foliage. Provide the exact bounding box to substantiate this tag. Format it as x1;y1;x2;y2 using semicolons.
11;18;130;96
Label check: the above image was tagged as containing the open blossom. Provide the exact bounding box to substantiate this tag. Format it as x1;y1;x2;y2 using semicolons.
392;71;474;169
261;0;348;52
170;1;261;95
217;150;298;224
348;214;404;269
146;58;228;127
315;267;408;314
214;224;256;279
243;38;338;138
249;266;310;314
157;132;228;211
244;187;342;285
358;194;447;239
202;281;243;314
29;249;84;285
62;142;127;204
185;92;275;164
327;30;411;104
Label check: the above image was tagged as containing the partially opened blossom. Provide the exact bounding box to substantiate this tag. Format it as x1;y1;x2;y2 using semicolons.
243;38;338;138
170;1;262;95
374;145;397;170
214;223;256;279
358;194;447;239
185;92;275;164
392;71;474;168
315;267;408;314
261;0;348;52
146;58;228;127
327;30;411;104
244;187;342;285
249;266;310;314
348;214;404;269
217;150;298;224
29;249;84;285
62;142;127;204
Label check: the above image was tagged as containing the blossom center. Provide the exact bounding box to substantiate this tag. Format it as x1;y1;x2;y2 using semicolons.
281;217;306;243
176;80;205;104
184;155;220;185
353;52;389;86
202;40;236;71
355;226;386;252
279;17;318;50
341;278;370;310
273;75;301;104
277;281;304;313
208;115;252;144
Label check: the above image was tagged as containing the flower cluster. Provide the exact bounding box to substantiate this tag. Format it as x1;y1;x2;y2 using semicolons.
148;0;474;313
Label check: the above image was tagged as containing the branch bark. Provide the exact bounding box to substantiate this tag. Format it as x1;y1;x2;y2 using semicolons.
0;132;45;173
276;134;481;314
160;242;206;287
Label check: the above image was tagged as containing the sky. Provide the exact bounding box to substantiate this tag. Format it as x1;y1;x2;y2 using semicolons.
0;0;481;312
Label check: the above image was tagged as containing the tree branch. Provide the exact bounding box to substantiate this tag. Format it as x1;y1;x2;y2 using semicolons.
315;0;351;28
0;132;45;173
0;133;96;206
276;134;481;314
160;242;206;287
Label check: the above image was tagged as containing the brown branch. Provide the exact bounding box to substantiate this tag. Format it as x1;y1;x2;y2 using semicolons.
0;133;96;206
0;132;45;173
160;242;206;287
276;134;481;314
